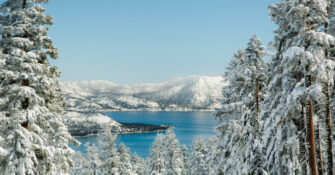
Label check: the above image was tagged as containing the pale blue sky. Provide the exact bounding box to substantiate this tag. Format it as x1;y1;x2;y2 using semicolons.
46;0;278;84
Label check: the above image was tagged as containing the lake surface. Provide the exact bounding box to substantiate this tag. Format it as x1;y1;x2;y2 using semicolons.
71;111;218;157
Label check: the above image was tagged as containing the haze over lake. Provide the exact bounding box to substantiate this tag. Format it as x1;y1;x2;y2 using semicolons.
72;111;217;157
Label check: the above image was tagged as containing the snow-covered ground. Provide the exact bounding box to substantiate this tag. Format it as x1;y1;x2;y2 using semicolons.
62;75;226;111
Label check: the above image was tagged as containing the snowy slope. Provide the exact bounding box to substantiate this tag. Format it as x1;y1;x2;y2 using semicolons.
64;111;172;136
64;111;122;136
62;75;226;111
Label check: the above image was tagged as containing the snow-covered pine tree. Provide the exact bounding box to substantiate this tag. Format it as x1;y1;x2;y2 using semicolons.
188;137;208;175
240;35;267;174
219;48;246;111
71;151;84;175
131;152;149;175
262;0;335;174
117;143;135;175
205;136;221;175
97;126;120;175
149;133;166;175
71;151;85;175
180;145;189;174
149;131;186;175
71;143;100;175
212;49;246;174
213;48;247;174
72;127;138;175
214;35;267;174
0;0;74;174
163;130;185;175
325;1;335;174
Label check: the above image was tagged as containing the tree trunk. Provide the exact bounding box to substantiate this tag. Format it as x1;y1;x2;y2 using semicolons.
22;79;29;86
317;118;323;174
305;20;317;174
253;53;262;174
327;85;334;175
308;100;318;175
21;96;29;130
21;121;29;129
307;21;311;31
21;79;29;129
299;103;308;173
256;78;260;121
22;0;26;8
21;98;29;109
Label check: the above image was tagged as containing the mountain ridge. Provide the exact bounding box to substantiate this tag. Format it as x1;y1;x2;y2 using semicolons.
62;75;226;111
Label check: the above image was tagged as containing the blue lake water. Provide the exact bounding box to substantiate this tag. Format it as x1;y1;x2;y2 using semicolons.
71;111;217;157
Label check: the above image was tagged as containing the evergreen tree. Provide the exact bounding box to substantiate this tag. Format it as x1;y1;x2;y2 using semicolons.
205;136;221;175
325;1;335;174
262;0;335;174
0;0;74;174
241;35;267;174
213;49;246;174
180;145;189;175
117;143;135;175
71;143;100;175
149;133;166;175
214;35;267;174
97;126;120;175
215;118;247;174
72;127;137;175
131;152;149;175
163;130;185;175
71;151;85;175
149;131;186;175
188;137;208;175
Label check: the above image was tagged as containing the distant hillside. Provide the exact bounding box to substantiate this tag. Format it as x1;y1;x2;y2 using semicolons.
64;111;172;136
62;75;226;111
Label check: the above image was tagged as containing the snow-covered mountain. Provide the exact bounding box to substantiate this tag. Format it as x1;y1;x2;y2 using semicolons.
62;75;226;111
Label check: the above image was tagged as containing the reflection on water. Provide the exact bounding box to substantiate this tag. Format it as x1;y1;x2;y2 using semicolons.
70;111;217;157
